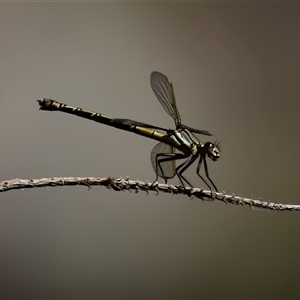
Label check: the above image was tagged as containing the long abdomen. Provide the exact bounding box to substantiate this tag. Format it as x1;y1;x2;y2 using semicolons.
37;98;168;143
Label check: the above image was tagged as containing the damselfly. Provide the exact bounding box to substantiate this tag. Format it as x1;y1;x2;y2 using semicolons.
37;71;220;191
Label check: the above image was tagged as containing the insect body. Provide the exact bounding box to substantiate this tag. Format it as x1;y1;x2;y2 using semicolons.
37;71;220;191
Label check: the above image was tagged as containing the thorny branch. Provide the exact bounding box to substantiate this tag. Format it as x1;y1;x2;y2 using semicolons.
0;176;299;211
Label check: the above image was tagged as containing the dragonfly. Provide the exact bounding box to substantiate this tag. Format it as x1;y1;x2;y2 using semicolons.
37;71;221;191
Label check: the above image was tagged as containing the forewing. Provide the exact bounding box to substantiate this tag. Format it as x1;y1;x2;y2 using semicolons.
181;124;213;136
150;71;181;126
150;142;176;179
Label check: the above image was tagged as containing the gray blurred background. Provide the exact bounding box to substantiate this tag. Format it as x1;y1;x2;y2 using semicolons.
1;2;300;299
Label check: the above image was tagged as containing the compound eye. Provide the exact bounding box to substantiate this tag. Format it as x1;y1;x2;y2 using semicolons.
210;146;220;161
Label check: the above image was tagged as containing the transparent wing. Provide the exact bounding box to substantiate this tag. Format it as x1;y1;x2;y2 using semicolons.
151;142;176;179
150;71;181;127
181;124;213;136
114;118;167;132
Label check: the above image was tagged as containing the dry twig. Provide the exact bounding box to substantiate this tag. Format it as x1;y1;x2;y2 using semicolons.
0;176;299;211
